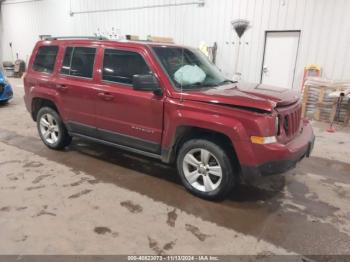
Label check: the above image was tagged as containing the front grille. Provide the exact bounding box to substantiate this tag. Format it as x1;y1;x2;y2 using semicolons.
282;106;302;137
0;83;4;94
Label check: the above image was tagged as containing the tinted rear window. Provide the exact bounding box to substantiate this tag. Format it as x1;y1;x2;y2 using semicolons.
60;47;96;78
60;47;74;75
32;46;59;73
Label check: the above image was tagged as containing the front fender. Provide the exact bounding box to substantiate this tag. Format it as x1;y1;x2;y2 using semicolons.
162;98;254;165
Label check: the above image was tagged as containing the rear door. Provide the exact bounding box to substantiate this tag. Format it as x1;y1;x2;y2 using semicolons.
94;47;164;154
54;45;99;137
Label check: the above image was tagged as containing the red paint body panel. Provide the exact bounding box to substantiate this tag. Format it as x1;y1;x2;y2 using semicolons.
93;45;164;143
170;82;300;112
250;121;313;165
24;39;315;177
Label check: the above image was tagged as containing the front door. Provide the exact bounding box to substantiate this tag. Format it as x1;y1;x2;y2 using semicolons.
94;48;164;154
261;31;300;89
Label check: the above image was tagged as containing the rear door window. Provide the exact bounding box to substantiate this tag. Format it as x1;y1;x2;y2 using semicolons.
60;47;96;78
32;46;59;73
60;47;73;75
102;49;151;85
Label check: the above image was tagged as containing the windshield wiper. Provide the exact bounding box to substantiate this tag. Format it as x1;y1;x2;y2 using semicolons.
216;79;237;86
180;80;236;89
181;82;216;88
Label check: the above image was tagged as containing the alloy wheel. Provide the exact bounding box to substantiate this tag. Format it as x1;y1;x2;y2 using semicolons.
39;113;60;145
182;148;223;192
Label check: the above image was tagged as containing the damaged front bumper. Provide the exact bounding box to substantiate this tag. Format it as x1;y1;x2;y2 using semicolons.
240;121;315;182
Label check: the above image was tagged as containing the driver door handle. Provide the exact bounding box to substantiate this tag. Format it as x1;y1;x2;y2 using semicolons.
98;92;115;101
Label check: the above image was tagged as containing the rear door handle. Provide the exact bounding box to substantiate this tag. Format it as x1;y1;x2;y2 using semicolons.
98;92;114;101
56;84;68;91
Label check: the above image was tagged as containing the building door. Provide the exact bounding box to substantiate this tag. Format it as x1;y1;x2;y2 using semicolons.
261;31;300;89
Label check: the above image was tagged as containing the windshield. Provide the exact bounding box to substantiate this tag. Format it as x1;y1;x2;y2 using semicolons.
153;46;231;90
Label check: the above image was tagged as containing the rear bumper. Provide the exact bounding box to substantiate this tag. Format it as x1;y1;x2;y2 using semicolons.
241;121;315;180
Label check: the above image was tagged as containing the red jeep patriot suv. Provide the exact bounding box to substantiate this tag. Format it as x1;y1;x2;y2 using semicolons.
24;37;315;199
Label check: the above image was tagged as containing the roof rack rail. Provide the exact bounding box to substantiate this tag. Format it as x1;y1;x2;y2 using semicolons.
42;36;108;41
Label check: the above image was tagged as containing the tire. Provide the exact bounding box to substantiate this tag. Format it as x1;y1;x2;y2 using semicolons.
0;100;9;105
177;138;237;200
36;107;72;150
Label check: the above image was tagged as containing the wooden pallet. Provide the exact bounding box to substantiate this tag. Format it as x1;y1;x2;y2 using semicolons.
302;84;350;125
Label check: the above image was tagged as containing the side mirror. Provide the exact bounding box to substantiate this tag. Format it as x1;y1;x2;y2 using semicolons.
132;74;163;96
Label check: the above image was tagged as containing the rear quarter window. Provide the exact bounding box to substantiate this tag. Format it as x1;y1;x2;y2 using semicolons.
32;46;59;73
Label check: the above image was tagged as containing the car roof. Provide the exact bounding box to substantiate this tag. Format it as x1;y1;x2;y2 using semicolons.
38;39;185;49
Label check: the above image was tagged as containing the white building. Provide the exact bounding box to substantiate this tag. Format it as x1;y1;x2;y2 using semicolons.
1;0;349;90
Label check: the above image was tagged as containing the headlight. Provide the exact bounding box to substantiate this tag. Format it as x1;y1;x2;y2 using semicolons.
250;136;277;144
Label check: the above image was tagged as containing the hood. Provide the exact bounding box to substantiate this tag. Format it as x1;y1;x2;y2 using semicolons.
175;82;300;112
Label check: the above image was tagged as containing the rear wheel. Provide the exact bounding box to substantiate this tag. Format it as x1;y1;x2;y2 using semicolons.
36;107;71;150
177;138;237;200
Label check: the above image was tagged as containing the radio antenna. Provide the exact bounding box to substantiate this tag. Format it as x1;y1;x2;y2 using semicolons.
180;48;185;102
180;0;185;103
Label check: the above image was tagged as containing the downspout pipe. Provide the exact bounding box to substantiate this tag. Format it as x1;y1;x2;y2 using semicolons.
2;0;42;5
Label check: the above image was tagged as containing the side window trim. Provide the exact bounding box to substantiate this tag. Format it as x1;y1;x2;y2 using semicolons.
60;46;74;77
101;78;132;87
69;47;75;76
101;48;154;87
59;46;97;80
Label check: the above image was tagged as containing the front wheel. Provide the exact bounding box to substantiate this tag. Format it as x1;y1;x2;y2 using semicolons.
177;138;237;200
36;107;72;150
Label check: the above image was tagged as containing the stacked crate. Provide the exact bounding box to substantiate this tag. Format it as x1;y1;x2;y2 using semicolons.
302;77;350;125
